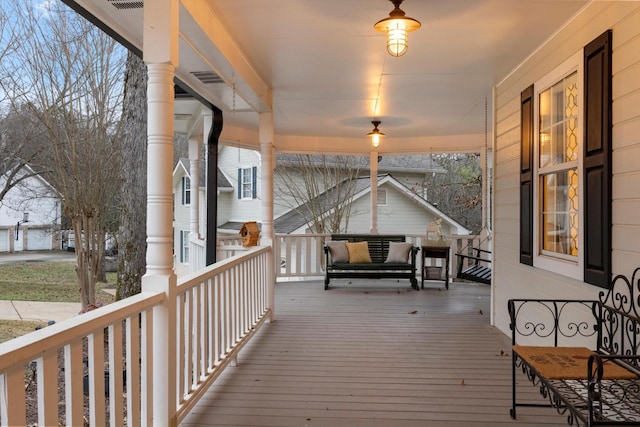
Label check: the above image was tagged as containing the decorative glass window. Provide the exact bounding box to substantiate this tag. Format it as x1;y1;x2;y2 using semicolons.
538;72;579;258
533;51;583;279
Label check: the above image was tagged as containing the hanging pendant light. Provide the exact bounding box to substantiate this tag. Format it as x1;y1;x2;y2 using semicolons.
374;0;421;57
367;121;385;148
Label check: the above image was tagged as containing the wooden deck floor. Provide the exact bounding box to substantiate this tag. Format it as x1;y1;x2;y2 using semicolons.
180;279;567;427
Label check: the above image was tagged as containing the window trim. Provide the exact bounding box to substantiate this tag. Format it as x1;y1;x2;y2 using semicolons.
532;50;584;281
180;230;190;264
377;188;387;206
182;176;191;206
238;166;257;200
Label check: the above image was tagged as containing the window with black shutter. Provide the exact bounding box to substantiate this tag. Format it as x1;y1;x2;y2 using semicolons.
518;31;612;287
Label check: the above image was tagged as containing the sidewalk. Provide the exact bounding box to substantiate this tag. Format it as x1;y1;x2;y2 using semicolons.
0;250;113;323
0;300;81;322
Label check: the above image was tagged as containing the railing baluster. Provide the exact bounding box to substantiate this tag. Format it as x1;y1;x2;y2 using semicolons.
88;329;106;426
108;322;124;427
141;308;153;427
177;292;185;401
1;366;27;426
186;290;194;393
36;352;58;425
64;340;84;426
199;281;207;380
126;314;141;427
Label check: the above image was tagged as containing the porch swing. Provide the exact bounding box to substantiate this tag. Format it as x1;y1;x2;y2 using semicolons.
455;245;492;284
455;98;492;285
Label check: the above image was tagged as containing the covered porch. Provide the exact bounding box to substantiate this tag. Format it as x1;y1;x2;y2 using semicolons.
3;0;636;425
181;278;563;427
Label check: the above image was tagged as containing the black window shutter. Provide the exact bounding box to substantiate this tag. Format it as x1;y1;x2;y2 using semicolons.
252;166;257;199
583;30;612;288
181;177;186;204
179;231;184;263
237;169;242;199
520;85;534;266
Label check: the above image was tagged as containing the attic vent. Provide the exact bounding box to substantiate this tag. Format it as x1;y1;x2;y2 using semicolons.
108;1;143;9
377;189;387;206
191;71;224;84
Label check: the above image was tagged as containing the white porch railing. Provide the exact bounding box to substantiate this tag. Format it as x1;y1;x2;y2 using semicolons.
0;245;271;426
174;245;271;423
189;235;246;273
0;291;164;426
274;233;489;280
275;233;326;279
193;232;488;281
189;236;206;273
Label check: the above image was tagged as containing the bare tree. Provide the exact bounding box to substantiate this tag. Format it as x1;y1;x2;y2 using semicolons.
274;154;364;233
423;153;482;234
5;2;125;310
117;52;147;300
0;7;48;203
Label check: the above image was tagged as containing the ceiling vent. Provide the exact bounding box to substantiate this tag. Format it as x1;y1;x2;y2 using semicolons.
191;71;224;85
108;1;143;10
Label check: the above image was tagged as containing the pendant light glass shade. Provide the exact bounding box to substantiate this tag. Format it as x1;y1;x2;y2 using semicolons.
367;121;385;148
374;0;421;57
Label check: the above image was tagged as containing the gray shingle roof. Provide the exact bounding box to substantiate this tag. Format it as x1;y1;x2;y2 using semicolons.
275;154;445;173
178;158;232;189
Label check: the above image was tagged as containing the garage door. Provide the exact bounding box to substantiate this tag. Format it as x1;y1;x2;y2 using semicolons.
0;229;7;252
27;229;52;250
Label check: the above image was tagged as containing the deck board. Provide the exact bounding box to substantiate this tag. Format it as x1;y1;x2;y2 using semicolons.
180;280;567;427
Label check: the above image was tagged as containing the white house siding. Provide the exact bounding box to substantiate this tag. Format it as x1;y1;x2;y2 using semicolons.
216;190;233;226
344;182;446;235
493;2;640;338
0;169;61;252
217;145;263;222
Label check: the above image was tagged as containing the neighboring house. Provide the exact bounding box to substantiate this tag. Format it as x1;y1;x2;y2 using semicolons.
492;3;640;340
216;145;262;231
0;165;62;252
273;153;447;218
271;174;469;236
172;146;471;268
172;158;233;275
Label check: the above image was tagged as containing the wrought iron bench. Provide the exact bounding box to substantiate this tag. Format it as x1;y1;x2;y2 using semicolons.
508;268;640;426
323;234;419;290
455;247;491;284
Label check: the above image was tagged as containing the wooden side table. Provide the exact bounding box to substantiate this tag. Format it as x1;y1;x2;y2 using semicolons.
421;245;450;289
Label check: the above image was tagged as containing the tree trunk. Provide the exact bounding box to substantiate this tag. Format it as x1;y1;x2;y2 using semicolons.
117;52;148;299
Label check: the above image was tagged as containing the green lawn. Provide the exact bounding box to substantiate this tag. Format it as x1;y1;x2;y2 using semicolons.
0;262;116;303
0;261;117;342
0;319;46;343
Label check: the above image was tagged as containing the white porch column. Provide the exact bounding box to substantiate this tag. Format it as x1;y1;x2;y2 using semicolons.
188;136;200;238
188;136;201;273
141;0;179;425
259;112;276;321
370;150;379;234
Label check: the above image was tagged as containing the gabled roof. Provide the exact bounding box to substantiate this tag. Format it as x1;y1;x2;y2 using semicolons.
351;175;470;235
173;158;232;190
271;174;470;235
0;163;61;198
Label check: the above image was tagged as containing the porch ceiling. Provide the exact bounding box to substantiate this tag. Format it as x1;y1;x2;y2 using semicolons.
65;0;588;154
